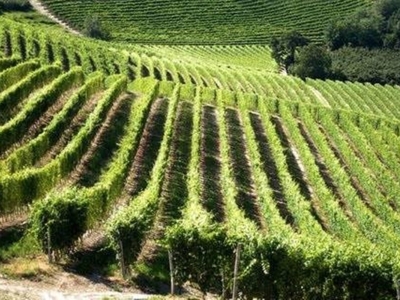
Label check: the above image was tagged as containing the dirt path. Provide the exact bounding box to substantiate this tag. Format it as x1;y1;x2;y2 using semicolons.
0;275;150;300
28;0;82;36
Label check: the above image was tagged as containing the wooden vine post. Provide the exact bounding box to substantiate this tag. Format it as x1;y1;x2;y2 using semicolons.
168;249;175;295
47;224;52;264
118;231;128;279
232;243;242;300
395;276;400;300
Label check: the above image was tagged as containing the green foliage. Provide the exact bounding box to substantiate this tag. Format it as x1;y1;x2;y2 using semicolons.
2;4;400;298
0;74;129;214
83;15;111;41
376;0;400;19
317;0;400;84
326;0;400;50
0;18;130;77
0;59;39;91
106;85;180;269
165;224;231;294
271;0;400;84
293;44;332;80
165;228;397;298
383;7;400;48
271;30;310;70
106;191;155;267
30;188;89;254
325;9;383;50
331;46;400;84
0;57;20;71
0;66;79;153
0;0;31;12
3;73;103;173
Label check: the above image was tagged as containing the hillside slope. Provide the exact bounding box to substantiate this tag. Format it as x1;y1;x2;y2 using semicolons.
39;0;371;44
2;9;400;298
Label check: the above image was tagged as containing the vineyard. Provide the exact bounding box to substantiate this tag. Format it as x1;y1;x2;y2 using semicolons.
1;3;400;299
38;0;371;44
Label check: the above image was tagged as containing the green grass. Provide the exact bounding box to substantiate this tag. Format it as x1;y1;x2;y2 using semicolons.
0;230;41;262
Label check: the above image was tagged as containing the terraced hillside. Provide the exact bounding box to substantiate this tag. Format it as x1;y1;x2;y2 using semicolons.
39;0;371;44
2;10;400;299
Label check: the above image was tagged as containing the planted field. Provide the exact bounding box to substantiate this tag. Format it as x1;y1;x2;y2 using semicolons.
1;8;400;299
39;0;371;44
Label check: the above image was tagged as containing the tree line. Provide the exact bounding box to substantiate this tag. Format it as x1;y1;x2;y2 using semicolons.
0;0;31;12
272;0;400;85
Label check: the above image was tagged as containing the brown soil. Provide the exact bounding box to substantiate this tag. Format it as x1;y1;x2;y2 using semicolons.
0;255;149;299
297;121;355;222
1;86;80;159
318;125;376;214
200;105;225;223
66;93;132;186
138;101;193;263
123;98;169;200
249;112;296;228
70;97;168;251
225;108;265;230
270;115;330;232
35;91;103;168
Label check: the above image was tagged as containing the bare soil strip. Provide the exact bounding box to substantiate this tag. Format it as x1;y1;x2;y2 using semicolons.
67;93;133;186
271;116;330;232
249;112;296;228
200;105;225;223
297;121;356;222
1;87;79;159
138;101;193;263
74;97;169;250
34;92;103;168
61;95;133;250
318;125;379;213
123;98;169;200
225;108;265;229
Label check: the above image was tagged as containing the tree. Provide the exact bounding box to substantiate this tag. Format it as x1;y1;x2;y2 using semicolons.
376;0;400;19
383;7;400;47
325;0;400;50
325;10;383;50
271;30;310;71
0;0;31;11
293;44;332;80
83;15;111;40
